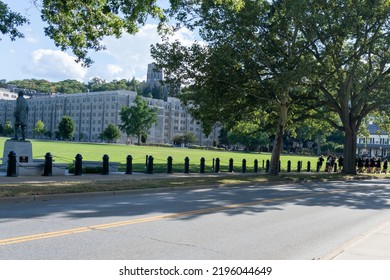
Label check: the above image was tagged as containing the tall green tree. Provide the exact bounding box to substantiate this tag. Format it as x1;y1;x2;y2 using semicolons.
57;116;75;140
153;0;390;175
172;132;197;146
302;0;390;174
119;95;157;145
33;120;46;139
100;123;121;143
152;0;317;175
3;120;13;137
227;122;270;152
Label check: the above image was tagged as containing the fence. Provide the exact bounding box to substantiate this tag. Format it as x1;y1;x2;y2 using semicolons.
2;152;334;177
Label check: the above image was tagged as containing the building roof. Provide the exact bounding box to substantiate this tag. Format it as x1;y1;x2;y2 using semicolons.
367;123;388;135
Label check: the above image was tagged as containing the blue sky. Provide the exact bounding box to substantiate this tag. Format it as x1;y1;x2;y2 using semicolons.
0;0;196;83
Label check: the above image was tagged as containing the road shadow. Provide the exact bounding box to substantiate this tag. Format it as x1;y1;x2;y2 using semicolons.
0;179;389;221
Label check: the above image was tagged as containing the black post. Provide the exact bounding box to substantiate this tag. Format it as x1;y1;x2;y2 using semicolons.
287;160;291;172
43;152;53;176
242;159;247;173
297;161;301;172
167;156;173;174
229;158;234;172
184;157;190;173
147;155;154;174
200;157;205;173
102;154;109;175
6;151;17;177
316;161;320;172
126;155;133;174
145;155;148;168
254;159;258;173
212;158;215;170
334;162;338;172
266;160;270;173
307;161;311;172
215;158;220;173
74;154;83;176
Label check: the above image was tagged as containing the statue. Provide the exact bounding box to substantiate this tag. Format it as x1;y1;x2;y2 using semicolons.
13;90;29;141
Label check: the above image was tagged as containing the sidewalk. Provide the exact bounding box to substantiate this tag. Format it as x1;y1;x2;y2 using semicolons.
0;171;221;184
322;220;390;260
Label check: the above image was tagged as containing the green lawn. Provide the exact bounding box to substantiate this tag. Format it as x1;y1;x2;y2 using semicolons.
1;137;320;173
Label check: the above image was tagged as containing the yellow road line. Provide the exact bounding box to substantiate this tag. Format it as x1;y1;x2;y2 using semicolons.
0;188;349;246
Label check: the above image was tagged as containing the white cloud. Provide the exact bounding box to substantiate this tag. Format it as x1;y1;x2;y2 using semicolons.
96;23;201;82
107;64;123;75
24;28;38;43
17;24;201;83
23;49;88;81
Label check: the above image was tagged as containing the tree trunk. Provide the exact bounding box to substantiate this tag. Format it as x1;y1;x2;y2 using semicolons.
269;103;288;175
343;124;357;174
316;132;322;156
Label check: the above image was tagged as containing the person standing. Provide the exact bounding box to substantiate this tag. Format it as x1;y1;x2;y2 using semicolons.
382;159;388;174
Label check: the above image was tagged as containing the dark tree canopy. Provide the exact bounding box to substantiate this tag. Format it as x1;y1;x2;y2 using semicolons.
57;115;75;140
119;95;158;145
152;0;390;175
0;1;29;41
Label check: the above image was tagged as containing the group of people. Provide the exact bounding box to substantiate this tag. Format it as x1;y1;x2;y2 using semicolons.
318;155;388;174
318;155;343;173
356;156;388;174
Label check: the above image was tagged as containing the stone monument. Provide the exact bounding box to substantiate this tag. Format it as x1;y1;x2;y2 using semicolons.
2;91;33;173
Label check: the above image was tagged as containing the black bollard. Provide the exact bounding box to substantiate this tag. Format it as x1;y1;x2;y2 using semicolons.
43;152;53;176
242;159;247;173
266;160;270;173
74;154;83;176
215;158;220;173
229;158;234;172
184;157;190;173
254;159;258;173
307;161;311;172
147;155;154;174
102;154;109;175
297;161;301;172
200;157;205;173
145;155;148;168
167;156;173;174
6;151;17;177
126;155;133;174
287;160;291;172
316;161;320;172
212;158;215;170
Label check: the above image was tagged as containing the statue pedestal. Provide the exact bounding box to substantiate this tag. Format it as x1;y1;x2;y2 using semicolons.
2;139;33;165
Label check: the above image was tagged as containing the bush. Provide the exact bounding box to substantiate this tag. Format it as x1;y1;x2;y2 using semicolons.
134;143;173;147
68;166;103;174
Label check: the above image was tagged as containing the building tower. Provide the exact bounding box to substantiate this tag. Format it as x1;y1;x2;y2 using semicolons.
146;63;163;86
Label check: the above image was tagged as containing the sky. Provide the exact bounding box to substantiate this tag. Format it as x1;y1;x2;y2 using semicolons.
0;0;197;83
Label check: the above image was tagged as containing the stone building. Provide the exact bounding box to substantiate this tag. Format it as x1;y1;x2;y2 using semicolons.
0;90;219;146
0;88;18;100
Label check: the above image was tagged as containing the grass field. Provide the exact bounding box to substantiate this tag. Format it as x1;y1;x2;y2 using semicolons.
0;137;319;173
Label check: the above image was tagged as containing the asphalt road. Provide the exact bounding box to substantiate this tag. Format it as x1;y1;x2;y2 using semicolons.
1;179;390;259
